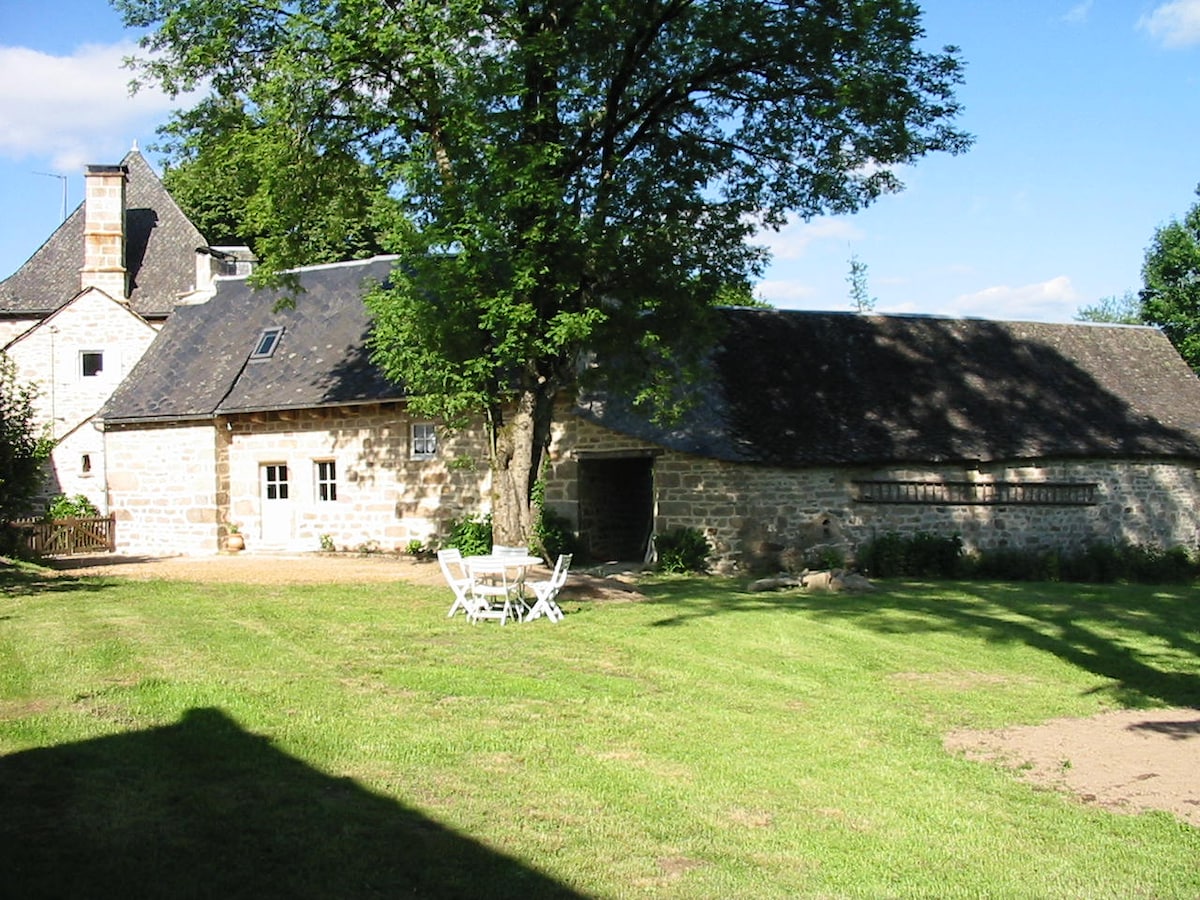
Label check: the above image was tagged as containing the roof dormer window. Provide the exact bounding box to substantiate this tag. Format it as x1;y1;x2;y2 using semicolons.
250;327;284;360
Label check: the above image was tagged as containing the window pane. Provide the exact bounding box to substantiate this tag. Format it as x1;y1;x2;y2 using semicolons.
412;424;437;457
251;328;283;359
82;352;103;377
316;460;337;502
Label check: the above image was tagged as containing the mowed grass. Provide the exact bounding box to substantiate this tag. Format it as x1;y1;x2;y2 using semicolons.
1;564;1197;898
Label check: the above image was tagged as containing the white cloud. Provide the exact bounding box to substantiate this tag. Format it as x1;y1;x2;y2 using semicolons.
1063;1;1093;24
757;217;866;261
0;42;182;170
938;276;1083;323
1139;0;1200;48
754;278;819;307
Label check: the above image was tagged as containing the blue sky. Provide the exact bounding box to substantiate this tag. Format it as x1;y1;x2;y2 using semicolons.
2;0;1199;322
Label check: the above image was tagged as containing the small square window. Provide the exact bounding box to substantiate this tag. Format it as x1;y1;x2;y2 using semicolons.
81;351;104;377
411;423;437;459
250;327;284;360
316;460;337;502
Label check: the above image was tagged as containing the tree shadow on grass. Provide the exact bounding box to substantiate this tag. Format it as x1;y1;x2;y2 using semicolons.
642;578;1200;709
1;564;119;604
0;707;584;900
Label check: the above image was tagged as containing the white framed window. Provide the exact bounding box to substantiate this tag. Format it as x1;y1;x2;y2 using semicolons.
315;460;337;502
263;463;290;500
80;351;104;378
411;423;437;459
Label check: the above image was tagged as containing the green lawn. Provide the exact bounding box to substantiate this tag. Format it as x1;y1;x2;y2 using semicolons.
1;565;1197;898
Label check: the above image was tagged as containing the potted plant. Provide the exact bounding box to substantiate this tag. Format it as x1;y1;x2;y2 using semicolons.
224;522;245;552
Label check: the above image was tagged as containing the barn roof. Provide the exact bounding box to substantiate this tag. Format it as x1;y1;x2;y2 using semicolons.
103;267;1200;465
578;309;1200;465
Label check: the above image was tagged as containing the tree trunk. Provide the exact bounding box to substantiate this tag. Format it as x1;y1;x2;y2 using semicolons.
488;385;556;548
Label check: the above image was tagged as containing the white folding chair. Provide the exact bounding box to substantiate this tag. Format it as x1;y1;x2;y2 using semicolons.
489;544;531;597
525;554;571;623
438;548;476;618
466;560;522;625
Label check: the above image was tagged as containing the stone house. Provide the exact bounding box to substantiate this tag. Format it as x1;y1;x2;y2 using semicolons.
101;256;488;555
99;254;1200;567
0;147;247;514
567;310;1200;569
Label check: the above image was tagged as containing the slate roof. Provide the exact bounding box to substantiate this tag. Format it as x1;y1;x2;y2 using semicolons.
0;149;206;319
104;270;1200;466
578;309;1200;466
101;256;403;423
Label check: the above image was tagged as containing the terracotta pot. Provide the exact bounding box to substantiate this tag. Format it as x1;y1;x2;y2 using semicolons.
225;534;245;552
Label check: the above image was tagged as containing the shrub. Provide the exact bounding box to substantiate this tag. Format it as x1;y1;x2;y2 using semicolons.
0;353;52;523
46;493;100;520
892;540;1200;588
656;527;710;573
535;506;577;561
446;514;492;557
779;544;846;574
858;532;963;578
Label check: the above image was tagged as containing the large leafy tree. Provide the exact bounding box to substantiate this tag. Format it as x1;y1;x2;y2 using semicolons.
1141;186;1200;371
119;0;971;544
1076;291;1142;325
158;98;397;263
0;353;51;525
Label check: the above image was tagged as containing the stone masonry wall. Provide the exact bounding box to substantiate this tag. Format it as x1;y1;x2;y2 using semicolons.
106;423;222;555
103;403;1200;565
225;405;493;553
548;414;1200;571
8;291;158;513
0;320;32;346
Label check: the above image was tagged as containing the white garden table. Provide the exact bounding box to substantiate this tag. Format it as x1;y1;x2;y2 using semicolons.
463;554;543;624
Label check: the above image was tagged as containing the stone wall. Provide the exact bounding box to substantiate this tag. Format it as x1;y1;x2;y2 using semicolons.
103;401;1200;566
547;413;1200;570
7;290;158;513
224;404;493;553
105;423;222;555
0;319;32;347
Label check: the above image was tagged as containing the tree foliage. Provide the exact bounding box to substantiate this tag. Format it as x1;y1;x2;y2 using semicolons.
1141;186;1200;370
1075;291;1142;325
847;252;877;313
158;99;398;263
119;0;971;542
0;353;51;523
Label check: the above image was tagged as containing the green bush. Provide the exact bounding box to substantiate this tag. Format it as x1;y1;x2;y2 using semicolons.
535;506;577;561
656;527;711;573
873;535;1199;585
446;514;492;557
46;494;100;520
858;532;963;578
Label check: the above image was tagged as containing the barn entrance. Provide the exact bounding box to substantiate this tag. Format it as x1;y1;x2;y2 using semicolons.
577;454;655;563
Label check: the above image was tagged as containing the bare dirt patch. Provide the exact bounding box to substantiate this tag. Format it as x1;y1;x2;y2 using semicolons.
946;708;1200;827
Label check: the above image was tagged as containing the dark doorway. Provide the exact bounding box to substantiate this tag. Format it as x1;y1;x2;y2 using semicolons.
578;456;654;562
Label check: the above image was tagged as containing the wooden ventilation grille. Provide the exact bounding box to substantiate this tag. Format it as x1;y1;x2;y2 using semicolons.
852;480;1098;506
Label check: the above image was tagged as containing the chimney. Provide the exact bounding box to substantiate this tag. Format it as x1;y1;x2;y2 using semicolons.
80;164;129;299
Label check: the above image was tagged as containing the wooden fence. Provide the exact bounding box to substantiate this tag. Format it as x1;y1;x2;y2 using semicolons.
6;516;117;556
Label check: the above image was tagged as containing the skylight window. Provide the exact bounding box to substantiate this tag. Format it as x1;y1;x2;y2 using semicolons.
250;327;284;360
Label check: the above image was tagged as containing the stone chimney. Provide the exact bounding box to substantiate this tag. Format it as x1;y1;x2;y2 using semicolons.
80;164;129;299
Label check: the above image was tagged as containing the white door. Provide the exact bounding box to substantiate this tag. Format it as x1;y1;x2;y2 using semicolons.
259;463;293;545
